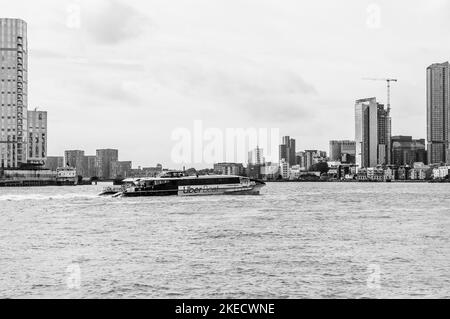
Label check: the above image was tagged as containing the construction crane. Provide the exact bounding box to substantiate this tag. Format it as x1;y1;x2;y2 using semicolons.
362;78;398;114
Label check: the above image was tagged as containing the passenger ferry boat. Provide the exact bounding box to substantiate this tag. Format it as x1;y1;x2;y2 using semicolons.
100;171;266;197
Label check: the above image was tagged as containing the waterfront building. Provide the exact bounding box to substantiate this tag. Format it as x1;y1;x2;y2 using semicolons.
261;162;280;181
279;159;290;179
329;140;356;163
279;136;296;166
341;142;356;158
248;147;264;165
246;163;263;180
288;138;296;167
338;164;357;180
326;162;341;178
45;156;64;171
356;168;368;181
298;171;321;181
357;167;385;181
110;161;132;179
355;97;392;168
64;150;85;176
27;110;47;165
377;104;392;165
302;150;327;170
84;155;97;178
410;164;432;180
329;141;341;162
295;151;306;168
432;166;450;179
142;164;163;177
289;165;303;180
398;166;411;181
341;153;355;164
0;18;28;168
147;164;163;174
279;144;287;164
130;164;163;178
0;18;49;170
355;98;378;168
391;136;427;166
130;168;145;178
96;149;118;180
366;167;385;181
427;62;450;165
213;162;245;176
304;150;317;170
317;151;327;159
384;167;396;181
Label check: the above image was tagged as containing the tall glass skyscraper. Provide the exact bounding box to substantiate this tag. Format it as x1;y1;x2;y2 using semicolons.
427;62;450;165
0;18;28;168
279;136;296;166
355;97;391;168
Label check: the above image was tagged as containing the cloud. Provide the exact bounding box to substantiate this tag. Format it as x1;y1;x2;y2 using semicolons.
145;56;317;122
30;48;66;59
83;0;150;45
70;78;144;109
241;96;312;123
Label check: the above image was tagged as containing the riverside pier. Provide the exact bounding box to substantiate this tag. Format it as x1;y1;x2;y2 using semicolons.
0;166;79;187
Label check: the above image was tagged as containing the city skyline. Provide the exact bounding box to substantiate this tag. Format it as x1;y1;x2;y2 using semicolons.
2;1;450;167
0;15;447;172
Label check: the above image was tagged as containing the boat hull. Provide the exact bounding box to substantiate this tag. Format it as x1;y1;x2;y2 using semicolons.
120;184;264;197
178;183;264;196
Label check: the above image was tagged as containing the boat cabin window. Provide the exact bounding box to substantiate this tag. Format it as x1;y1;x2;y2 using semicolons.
136;180;153;187
159;171;186;178
178;177;241;186
154;180;170;186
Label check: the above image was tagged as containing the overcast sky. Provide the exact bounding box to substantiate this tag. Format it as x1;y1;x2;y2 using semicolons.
3;0;450;168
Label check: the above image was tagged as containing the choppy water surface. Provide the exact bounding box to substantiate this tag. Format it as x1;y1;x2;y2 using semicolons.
0;182;449;299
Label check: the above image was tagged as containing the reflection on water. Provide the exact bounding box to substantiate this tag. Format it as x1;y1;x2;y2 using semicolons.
0;182;449;298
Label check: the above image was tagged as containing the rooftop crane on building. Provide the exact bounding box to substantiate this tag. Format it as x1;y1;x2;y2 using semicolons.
362;78;398;114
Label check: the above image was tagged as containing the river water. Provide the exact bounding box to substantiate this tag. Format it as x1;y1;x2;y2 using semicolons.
0;182;449;299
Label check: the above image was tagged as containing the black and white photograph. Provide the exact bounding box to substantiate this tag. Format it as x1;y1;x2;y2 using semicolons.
0;0;449;307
